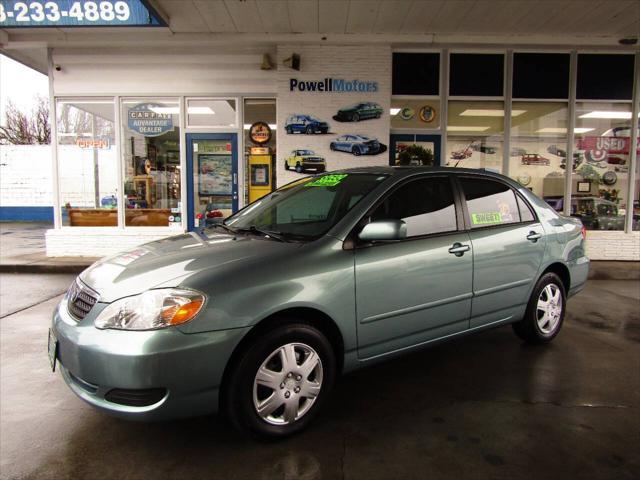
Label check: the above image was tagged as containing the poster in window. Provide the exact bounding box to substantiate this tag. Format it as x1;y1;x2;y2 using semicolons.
198;154;232;195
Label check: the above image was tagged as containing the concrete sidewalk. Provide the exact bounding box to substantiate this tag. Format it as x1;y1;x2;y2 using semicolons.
0;222;98;273
1;222;639;279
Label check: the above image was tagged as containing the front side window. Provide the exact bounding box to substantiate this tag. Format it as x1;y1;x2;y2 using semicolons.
225;173;387;240
460;177;519;228
370;177;457;237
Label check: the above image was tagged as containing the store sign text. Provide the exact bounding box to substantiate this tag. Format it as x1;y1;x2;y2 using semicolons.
289;78;378;93
76;138;110;149
127;103;173;137
0;1;165;27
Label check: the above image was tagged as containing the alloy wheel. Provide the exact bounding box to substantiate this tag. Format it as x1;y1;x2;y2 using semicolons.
252;343;323;426
536;283;563;334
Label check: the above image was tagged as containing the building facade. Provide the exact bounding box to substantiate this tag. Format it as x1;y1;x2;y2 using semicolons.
1;1;638;260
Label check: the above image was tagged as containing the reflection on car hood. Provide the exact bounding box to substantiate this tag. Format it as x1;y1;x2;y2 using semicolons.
80;232;300;302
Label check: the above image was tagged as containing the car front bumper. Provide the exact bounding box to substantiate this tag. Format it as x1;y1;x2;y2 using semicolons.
51;297;250;421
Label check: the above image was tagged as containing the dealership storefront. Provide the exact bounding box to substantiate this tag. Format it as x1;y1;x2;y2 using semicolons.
1;4;638;260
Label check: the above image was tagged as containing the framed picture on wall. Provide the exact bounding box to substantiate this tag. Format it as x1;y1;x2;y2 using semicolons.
577;181;591;193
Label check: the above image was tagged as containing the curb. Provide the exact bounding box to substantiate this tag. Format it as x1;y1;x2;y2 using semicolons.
587;261;640;281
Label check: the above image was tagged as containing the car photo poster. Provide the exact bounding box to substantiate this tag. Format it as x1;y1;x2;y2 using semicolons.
277;45;391;186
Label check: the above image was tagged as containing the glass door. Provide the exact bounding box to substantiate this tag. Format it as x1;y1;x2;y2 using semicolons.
389;134;442;167
186;133;238;231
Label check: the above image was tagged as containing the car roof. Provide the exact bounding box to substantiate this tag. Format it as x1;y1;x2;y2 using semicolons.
326;166;525;187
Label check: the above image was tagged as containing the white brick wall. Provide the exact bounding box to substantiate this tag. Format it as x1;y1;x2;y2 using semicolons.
0;145;53;207
585;231;640;261
276;45;391;187
45;227;183;257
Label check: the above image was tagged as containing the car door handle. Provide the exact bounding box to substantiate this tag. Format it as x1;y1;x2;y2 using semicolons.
448;243;470;256
527;231;542;242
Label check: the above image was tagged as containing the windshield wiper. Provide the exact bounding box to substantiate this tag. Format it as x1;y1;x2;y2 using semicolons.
210;223;237;234
235;226;289;242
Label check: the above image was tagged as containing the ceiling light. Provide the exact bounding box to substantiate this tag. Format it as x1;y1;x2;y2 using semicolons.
536;127;594;134
390;108;401;116
188;107;215;115
243;124;277;130
460;109;526;117
579;111;635;119
149;107;179;114
447;126;490;132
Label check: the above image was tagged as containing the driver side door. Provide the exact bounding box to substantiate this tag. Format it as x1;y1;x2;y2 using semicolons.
354;175;473;359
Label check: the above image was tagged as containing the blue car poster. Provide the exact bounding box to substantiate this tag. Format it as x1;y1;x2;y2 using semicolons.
198;154;232;195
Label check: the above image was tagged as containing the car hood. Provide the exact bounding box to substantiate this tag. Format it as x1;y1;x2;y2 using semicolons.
79;231;302;302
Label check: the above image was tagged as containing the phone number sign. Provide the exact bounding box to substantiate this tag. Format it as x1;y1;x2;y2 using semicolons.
0;0;165;27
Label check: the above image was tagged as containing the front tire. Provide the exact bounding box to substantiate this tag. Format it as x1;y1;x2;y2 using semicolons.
295;163;303;173
512;272;566;344
223;323;336;438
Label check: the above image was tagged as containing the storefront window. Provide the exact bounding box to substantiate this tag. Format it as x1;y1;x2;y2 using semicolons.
56;99;118;227
243;98;276;204
510;102;568;203
121;99;181;227
446;100;504;172
573;102;634;230
187;98;237;128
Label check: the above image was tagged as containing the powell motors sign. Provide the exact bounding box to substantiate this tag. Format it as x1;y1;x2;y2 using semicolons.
289;78;379;93
127;103;173;137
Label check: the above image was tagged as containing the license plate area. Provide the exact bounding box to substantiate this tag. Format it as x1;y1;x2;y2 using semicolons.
48;329;58;372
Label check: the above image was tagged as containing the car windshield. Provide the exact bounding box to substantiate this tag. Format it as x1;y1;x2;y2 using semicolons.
298;150;314;155
223;173;388;241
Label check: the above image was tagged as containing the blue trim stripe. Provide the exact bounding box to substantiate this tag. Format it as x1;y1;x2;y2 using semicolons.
0;206;54;222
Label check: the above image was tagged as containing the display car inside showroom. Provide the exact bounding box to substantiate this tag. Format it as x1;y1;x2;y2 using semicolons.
0;0;639;478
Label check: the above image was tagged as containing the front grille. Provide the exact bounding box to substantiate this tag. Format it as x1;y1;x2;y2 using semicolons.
66;280;99;321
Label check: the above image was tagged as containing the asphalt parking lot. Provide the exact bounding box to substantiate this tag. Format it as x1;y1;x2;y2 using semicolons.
1;274;638;480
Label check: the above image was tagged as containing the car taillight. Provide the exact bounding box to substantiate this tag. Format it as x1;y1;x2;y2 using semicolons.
581;225;587;240
206;210;223;218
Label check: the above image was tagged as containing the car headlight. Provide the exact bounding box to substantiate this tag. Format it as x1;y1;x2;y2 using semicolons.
94;289;205;331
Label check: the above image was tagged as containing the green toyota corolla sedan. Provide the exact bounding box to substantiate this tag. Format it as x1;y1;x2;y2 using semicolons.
49;167;589;437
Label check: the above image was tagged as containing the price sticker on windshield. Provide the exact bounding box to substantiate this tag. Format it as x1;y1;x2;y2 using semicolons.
305;174;348;187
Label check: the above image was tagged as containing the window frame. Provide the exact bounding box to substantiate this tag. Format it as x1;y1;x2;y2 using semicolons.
453;173;539;232
351;173;464;248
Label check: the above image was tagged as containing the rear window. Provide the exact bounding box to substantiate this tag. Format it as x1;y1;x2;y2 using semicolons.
459;178;519;228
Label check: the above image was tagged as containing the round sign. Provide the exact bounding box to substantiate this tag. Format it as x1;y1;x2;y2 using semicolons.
517;174;532;186
399;107;415;121
249;122;272;144
602;171;617;186
419;105;436;123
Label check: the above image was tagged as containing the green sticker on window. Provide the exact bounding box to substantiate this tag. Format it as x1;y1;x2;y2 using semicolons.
305;174;348;187
471;212;503;225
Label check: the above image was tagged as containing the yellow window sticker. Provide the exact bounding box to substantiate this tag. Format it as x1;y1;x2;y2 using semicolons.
305;174;348;187
472;212;503;225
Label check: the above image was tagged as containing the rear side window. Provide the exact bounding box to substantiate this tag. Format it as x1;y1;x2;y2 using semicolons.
371;177;457;237
460;178;519;228
517;196;535;222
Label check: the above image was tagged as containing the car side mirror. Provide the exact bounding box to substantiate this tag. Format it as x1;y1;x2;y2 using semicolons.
358;220;407;242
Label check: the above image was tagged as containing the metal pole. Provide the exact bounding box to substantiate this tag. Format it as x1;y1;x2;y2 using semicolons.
440;49;448;166
564;51;577;217
47;48;61;229
624;52;639;233
503;50;513;177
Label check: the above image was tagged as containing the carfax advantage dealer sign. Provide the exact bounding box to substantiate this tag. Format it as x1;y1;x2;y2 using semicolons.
289;78;379;93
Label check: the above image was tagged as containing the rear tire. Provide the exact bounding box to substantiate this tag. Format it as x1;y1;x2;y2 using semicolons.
512;272;566;344
223;323;336;438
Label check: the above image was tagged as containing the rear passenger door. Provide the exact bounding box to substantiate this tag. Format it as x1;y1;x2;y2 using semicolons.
355;175;473;359
457;176;546;328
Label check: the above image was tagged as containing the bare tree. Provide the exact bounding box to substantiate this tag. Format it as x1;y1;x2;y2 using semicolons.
0;96;51;145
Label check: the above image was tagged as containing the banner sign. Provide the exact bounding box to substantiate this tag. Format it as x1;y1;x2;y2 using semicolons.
127;103;173;137
0;1;166;28
289;78;378;93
